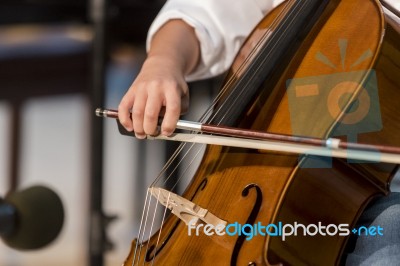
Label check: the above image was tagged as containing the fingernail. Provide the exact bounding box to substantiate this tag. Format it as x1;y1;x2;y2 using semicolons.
135;133;146;139
162;130;171;136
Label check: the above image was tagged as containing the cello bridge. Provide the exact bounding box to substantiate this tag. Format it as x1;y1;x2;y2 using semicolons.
148;187;227;228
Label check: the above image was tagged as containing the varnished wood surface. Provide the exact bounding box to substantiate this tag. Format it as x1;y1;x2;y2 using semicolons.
124;0;400;265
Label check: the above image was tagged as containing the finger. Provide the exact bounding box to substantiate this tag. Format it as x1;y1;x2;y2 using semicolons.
143;93;163;135
161;91;181;136
131;89;148;139
118;91;135;131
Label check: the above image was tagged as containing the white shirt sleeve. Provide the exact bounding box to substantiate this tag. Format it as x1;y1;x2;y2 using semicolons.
146;0;282;81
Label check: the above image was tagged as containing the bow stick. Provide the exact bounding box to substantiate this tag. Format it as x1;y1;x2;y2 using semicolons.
95;108;400;164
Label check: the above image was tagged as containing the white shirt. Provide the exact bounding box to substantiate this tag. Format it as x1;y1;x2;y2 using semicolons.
146;0;283;81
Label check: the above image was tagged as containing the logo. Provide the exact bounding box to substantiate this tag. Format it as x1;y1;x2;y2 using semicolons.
286;39;382;168
188;219;384;241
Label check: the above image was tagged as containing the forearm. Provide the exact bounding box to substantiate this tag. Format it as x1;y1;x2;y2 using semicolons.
147;19;200;76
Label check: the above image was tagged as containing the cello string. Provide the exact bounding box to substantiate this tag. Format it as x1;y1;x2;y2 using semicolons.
133;8;292;263
157;143;205;193
142;192;160;266
149;192;171;266
142;3;303;249
207;1;301;126
211;1;300;125
221;1;309;126
134;1;298;263
136;2;348;263
146;143;208;265
143;188;168;266
146;143;199;265
137;1;297;262
133;190;152;265
134;142;195;264
169;145;207;193
132;144;187;265
172;1;295;129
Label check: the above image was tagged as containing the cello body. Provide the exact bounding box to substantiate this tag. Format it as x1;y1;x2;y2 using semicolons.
124;0;400;265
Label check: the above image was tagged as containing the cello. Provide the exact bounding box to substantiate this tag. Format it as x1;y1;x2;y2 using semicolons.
99;0;400;265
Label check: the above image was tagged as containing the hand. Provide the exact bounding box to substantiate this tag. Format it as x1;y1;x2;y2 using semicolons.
118;55;189;139
118;19;199;139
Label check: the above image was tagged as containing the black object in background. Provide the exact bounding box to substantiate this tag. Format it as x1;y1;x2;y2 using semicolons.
0;185;64;250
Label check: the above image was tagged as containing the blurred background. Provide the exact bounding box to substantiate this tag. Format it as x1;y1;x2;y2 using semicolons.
0;1;399;266
0;0;217;265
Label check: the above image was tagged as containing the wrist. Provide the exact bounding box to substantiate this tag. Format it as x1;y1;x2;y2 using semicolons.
146;52;187;74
